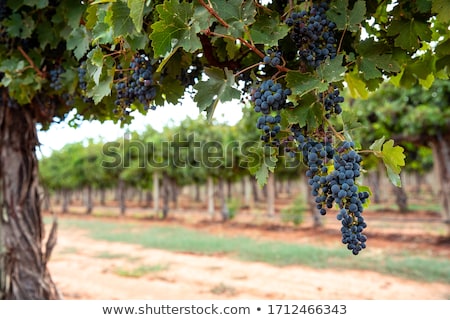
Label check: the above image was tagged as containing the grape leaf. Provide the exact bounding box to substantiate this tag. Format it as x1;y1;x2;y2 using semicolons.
87;71;113;104
66;26;90;60
348;0;366;32
110;1;136;37
387;20;432;51
317;55;346;83
286;72;328;96
27;0;48;8
283;97;322;129
381;139;406;174
5;13;35;38
255;162;269;187
327;0;366;32
357;39;401;80
369;136;386;152
193;67;240;120
250;14;289;46
370;137;406;187
37;20;60;49
63;0;87;29
432;0;450;23
150;0;208;57
344;71;369;99
127;0;145;32
210;0;256;38
87;47;104;85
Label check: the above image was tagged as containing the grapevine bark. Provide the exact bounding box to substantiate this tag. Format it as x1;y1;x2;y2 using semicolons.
0;97;59;299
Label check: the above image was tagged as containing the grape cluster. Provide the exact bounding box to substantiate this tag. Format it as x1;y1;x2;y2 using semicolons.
251;80;292;144
286;1;338;68
289;126;369;254
291;125;335;214
114;53;157;117
262;49;282;67
49;66;64;91
319;85;344;117
330;142;368;254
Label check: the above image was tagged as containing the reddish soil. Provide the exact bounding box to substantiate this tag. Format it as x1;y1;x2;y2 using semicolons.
48;206;450;300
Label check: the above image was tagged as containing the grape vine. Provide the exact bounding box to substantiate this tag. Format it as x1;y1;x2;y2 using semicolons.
245;0;370;254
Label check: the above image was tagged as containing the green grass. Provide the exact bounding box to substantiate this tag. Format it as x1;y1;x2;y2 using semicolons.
114;264;169;278
52;217;450;284
94;251;135;260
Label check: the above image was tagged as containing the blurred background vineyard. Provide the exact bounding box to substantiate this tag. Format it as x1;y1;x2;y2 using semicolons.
38;82;450;300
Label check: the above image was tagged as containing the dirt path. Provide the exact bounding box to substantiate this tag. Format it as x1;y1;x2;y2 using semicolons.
49;229;450;300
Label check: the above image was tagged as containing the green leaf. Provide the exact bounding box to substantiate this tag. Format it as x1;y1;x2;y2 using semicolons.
5;13;35;38
193;67;241;120
87;47;104;85
369;136;386;152
64;0;87;29
255;163;269;188
87;71;113;104
127;0;145;32
29;0;48;8
37;20;60;49
159;76;184;105
250;13;289;46
285;71;328;96
150;0;208;57
357;39;401;80
66;26;90;60
327;0;366;32
344;71;369;99
370;138;406;187
110;1;136;37
210;0;256;38
283;99;323;129
433;0;450;23
317;55;346;83
387;20;432;51
381;139;406;174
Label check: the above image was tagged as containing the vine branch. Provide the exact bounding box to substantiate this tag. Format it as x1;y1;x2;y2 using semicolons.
18;46;45;78
199;0;290;74
198;0;229;28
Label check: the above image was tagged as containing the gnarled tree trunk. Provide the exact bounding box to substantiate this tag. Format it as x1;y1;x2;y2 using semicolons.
0;102;59;299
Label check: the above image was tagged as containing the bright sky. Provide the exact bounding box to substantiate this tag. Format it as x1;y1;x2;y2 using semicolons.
36;97;243;158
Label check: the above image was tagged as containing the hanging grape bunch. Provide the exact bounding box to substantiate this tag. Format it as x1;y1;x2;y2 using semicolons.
289;125;369;255
248;1;370;255
49;66;64;91
286;1;338;68
114;53;157;119
251;79;292;146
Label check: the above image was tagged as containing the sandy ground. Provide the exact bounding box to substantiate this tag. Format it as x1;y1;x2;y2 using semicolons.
49;226;450;300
